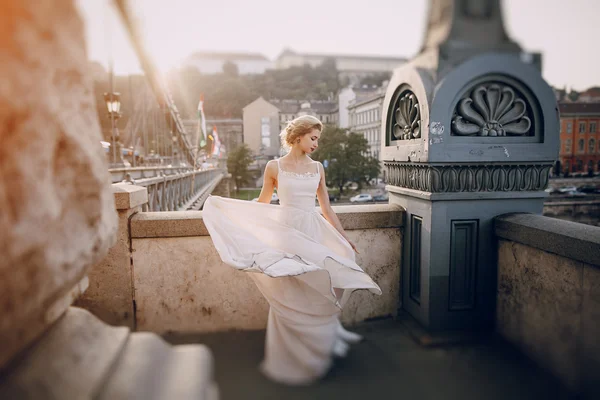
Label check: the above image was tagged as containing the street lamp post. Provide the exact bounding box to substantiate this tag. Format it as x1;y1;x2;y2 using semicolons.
103;92;122;166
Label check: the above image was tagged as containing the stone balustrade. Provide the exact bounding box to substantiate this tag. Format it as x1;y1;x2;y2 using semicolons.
80;184;405;333
495;213;600;397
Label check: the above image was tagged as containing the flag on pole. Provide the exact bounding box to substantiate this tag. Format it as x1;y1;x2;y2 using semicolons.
196;95;207;148
194;95;207;167
211;125;221;158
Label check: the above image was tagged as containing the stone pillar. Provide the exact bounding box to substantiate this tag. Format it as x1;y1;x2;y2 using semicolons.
75;183;148;329
382;0;559;331
0;0;118;368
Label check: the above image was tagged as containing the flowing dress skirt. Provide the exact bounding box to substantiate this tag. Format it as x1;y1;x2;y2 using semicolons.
203;196;381;384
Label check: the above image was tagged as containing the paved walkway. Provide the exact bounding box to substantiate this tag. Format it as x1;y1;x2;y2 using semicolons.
165;318;574;400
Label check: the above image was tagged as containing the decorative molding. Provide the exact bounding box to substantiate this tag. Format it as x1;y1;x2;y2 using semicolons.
384;162;552;192
451;83;533;137
409;215;423;304
391;91;421;140
448;219;478;311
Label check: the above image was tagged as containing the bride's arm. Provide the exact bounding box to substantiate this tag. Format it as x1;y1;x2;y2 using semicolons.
257;161;277;204
315;163;359;253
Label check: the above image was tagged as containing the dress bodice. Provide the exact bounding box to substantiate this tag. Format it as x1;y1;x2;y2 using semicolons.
276;160;320;212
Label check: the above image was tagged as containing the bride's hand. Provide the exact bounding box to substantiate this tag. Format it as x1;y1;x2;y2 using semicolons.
347;239;359;254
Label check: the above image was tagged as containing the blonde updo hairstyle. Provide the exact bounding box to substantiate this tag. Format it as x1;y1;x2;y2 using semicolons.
280;115;323;151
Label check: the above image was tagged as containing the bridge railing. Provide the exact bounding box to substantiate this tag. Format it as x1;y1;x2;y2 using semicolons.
117;168;225;212
110;166;196;184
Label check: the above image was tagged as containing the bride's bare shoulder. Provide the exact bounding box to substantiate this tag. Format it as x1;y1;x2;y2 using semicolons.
265;160;279;175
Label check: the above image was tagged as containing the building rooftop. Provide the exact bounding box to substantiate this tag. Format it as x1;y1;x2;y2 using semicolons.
276;48;407;63
270;99;339;114
186;51;270;62
558;102;600;116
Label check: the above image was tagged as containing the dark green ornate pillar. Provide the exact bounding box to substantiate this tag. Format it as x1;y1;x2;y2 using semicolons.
382;0;559;331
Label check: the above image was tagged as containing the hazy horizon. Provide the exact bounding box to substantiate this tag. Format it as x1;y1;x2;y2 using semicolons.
78;0;599;91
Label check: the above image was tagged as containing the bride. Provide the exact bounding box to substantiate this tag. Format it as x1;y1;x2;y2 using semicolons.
202;115;381;385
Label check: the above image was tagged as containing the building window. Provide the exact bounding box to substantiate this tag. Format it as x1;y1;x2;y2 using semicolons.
579;122;586;133
590;138;596;153
591;122;597;133
578;138;585;153
565;138;572;153
567;122;573;133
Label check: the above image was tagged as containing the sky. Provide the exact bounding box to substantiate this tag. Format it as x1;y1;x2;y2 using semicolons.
77;0;599;90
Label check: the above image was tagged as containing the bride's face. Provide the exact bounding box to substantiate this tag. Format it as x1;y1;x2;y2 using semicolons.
295;128;321;154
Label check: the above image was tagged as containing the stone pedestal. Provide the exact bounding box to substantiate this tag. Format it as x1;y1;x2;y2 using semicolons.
75;183;148;329
0;0;118;368
382;0;559;331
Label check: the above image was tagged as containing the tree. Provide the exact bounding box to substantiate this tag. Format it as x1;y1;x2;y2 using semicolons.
311;126;381;193
227;144;254;193
166;61;341;118
222;61;239;77
359;72;391;87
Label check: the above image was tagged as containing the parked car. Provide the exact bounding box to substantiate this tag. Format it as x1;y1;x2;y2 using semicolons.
562;190;586;197
373;193;389;202
577;185;599;194
350;193;373;203
558;186;577;193
328;193;338;202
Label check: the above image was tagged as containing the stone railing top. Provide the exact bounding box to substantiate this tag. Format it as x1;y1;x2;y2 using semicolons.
495;213;600;267
113;183;148;210
130;203;405;239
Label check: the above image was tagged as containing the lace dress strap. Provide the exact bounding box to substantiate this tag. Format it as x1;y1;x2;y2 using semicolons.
313;161;320;176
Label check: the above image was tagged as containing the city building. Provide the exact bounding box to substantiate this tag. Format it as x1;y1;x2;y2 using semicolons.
557;102;600;175
270;99;338;131
243;97;338;158
182;51;272;75
338;84;385;128
347;86;386;160
242;97;281;158
275;48;405;84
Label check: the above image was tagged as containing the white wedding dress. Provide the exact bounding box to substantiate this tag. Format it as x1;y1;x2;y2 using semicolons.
202;159;381;385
